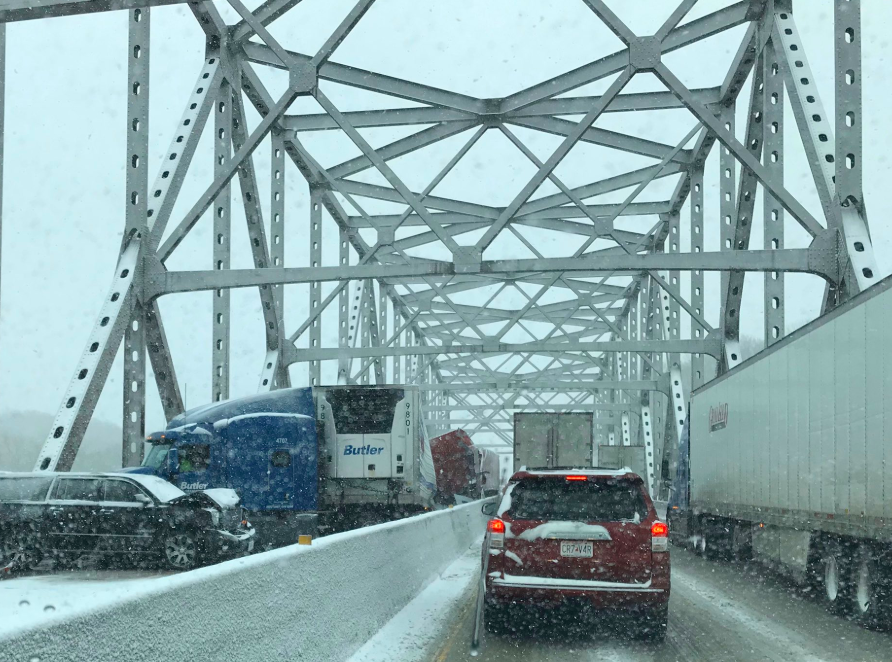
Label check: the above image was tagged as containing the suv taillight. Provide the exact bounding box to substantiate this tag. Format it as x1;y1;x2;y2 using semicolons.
487;518;505;549
651;520;668;552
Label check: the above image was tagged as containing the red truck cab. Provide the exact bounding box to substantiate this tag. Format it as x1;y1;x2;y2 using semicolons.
429;429;478;505
482;468;669;640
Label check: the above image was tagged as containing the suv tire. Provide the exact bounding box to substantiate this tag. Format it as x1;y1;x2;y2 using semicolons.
638;604;668;642
484;603;507;634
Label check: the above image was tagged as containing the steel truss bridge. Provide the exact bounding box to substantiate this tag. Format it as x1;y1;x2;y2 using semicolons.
0;0;876;497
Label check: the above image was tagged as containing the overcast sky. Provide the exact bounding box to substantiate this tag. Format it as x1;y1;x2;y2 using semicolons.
1;0;891;436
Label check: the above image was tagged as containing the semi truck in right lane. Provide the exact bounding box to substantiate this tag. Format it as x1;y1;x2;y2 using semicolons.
670;274;892;627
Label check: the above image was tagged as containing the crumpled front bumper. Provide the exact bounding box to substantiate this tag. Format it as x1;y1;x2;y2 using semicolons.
204;527;256;557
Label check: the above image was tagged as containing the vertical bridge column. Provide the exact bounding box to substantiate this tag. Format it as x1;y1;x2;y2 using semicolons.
378;283;388;383
833;0;876;295
212;67;232;403
640;404;654;495
641;275;661;497
719;103;736;299
309;187;322;385
392;305;402;383
763;38;785;346
359;282;372;384
122;8;150;467
271;129;287;386
690;163;706;390
663;208;681;495
628;288;640;446
337;227;350;384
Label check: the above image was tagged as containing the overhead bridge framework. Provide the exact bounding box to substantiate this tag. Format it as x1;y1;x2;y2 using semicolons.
5;0;877;497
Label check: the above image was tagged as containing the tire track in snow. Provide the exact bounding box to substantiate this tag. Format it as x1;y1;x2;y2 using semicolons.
671;566;831;662
585;646;656;662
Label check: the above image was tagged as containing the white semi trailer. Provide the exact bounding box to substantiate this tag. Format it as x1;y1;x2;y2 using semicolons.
314;385;436;516
672;275;892;627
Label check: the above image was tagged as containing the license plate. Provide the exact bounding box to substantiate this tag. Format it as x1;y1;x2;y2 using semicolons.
560;541;593;557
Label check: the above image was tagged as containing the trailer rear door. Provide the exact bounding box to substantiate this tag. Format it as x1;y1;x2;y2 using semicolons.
514;413;594;470
555;414;593;467
514;414;552;469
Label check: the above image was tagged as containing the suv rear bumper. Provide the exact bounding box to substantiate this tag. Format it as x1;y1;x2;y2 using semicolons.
486;573;668;609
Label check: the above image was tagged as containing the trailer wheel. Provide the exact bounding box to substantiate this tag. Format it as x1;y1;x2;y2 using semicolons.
852;545;884;627
821;542;851;616
696;520;719;560
695;535;706;556
730;522;752;562
706;522;733;561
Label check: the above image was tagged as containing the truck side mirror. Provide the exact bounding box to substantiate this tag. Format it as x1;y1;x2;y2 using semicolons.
168;448;180;474
481;501;497;516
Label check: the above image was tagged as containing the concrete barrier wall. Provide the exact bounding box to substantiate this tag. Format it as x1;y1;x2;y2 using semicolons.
0;503;487;662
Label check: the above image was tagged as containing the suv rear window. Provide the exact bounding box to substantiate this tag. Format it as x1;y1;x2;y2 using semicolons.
0;477;54;502
506;478;647;522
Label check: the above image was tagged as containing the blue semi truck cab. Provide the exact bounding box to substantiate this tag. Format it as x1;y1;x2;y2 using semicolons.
126;385;436;547
126;388;319;547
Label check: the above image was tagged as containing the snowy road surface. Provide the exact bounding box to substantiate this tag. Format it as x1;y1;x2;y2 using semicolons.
360;545;892;662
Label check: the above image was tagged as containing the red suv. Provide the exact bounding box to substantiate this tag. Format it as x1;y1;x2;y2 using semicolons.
481;468;669;640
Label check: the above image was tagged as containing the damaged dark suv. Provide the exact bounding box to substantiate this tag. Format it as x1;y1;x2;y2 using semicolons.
0;472;255;572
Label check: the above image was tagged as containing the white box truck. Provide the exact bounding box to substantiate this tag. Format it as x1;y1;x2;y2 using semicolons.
598;445;647;480
670;275;892;627
513;413;594;471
